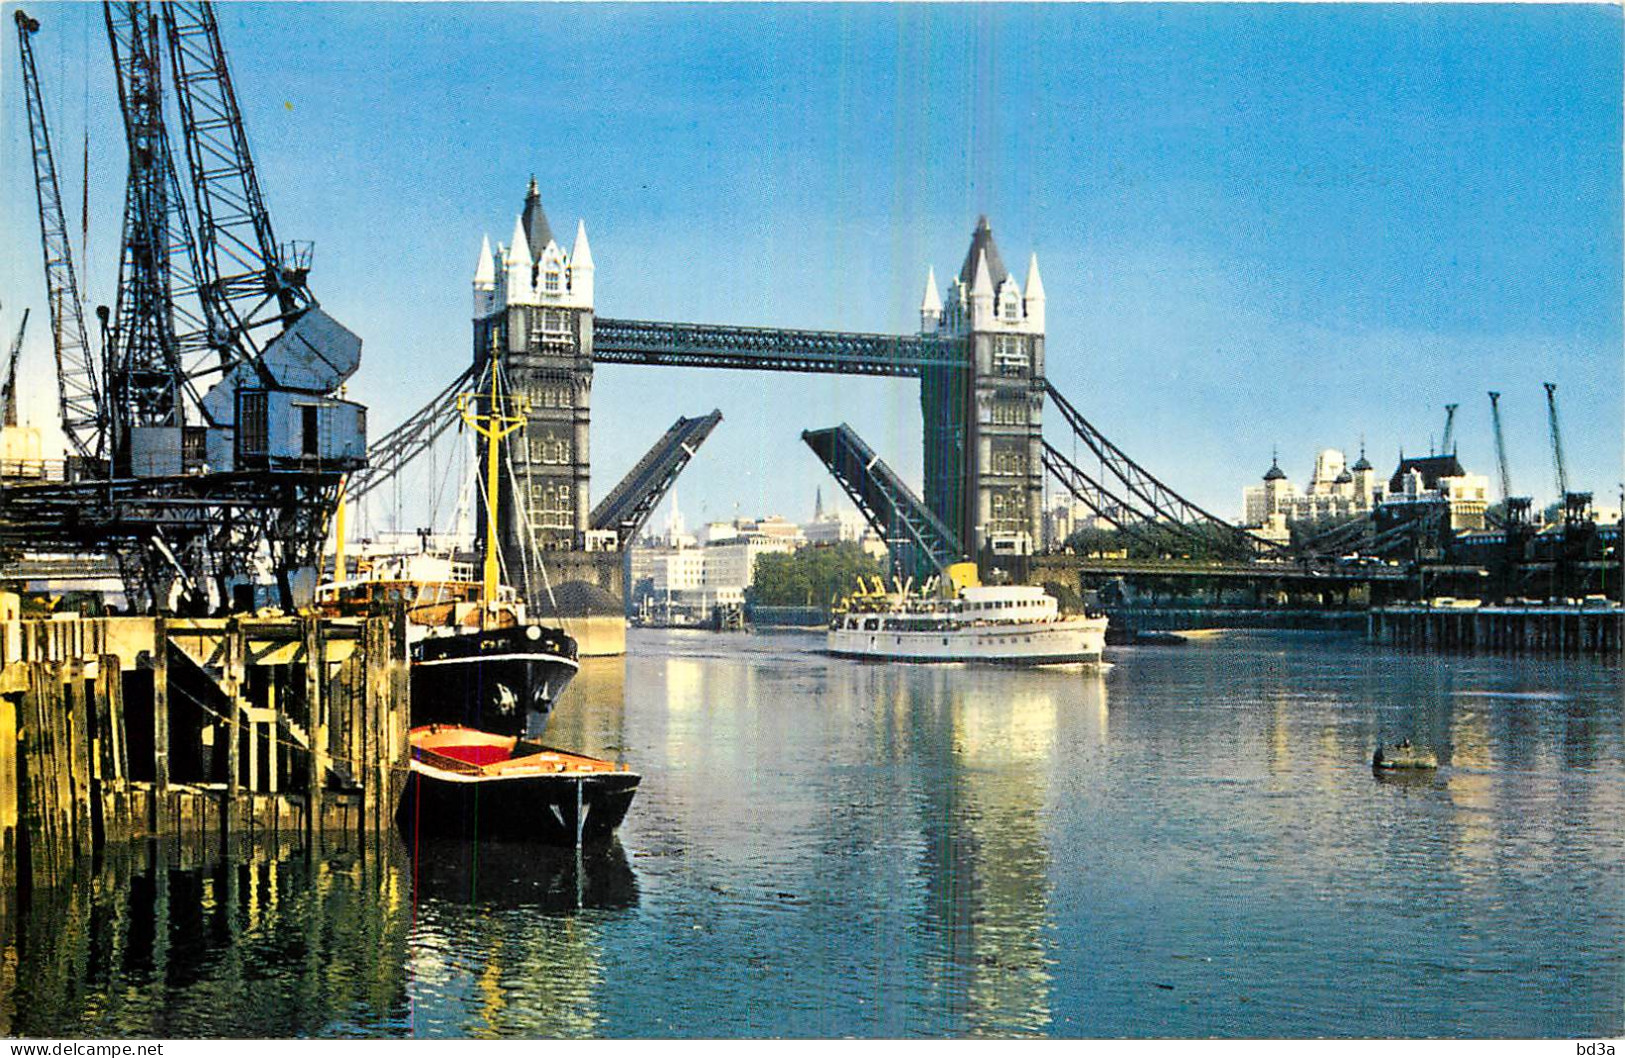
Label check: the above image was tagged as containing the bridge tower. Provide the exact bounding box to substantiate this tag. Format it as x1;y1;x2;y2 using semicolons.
471;178;596;593
919;217;1047;559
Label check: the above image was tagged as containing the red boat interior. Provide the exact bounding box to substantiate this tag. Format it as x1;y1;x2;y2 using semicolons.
409;725;626;775
432;743;515;767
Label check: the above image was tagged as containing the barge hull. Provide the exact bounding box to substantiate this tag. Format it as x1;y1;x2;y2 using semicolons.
396;766;638;845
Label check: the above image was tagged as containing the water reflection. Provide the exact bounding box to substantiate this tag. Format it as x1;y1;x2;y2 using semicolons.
1;632;1618;1038
405;838;638;1038
546;654;629;761
400;655;641;1039
610;638;1109;1037
909;668;1087;1037
409;837;637;912
1371;767;1443;790
0;837;410;1037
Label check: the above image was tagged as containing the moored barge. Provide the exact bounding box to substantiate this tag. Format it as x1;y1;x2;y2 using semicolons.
396;724;640;846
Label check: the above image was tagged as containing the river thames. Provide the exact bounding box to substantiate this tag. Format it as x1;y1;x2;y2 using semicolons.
2;630;1620;1038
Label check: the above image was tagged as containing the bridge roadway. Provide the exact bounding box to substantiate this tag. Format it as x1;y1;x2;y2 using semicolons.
1029;554;1410;586
592;318;967;376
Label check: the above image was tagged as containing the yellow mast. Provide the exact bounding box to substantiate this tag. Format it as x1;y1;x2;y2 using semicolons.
457;349;529;625
329;385;352;588
332;475;348;583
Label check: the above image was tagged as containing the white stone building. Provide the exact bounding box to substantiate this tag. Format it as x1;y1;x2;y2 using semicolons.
803;489;888;559
629;509;804;619
1243;448;1494;538
1241;447;1384;531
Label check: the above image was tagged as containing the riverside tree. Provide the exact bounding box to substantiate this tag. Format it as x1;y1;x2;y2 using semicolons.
750;542;885;609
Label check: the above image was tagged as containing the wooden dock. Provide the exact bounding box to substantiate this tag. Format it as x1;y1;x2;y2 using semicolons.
1369;604;1623;658
0;603;410;892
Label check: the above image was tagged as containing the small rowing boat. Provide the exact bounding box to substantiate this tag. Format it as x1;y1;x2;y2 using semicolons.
397;725;640;845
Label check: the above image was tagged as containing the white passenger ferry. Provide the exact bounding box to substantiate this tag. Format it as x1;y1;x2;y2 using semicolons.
828;565;1107;665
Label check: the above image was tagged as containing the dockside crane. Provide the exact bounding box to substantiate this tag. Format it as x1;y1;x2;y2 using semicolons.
164;0;317;366
1487;392;1513;503
3;309;29;429
104;0;214;459
4;2;364;613
1440;403;1459;456
14;9;106;462
159;0;364;460
1485;390;1533;602
155;0;365;607
1544;382;1569;500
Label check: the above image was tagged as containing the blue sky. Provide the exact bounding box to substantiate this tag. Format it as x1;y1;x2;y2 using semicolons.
3;2;1620;534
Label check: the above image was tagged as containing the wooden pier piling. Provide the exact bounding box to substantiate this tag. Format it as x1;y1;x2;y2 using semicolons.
0;609;410;890
1369;604;1623;658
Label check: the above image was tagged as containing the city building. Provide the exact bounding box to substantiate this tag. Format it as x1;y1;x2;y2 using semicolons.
695;521;737;546
1241;447;1384;535
1381;454;1491;531
629;491;890;620
630;534;799;619
803;488;888;559
629;497;806;620
1042;499;1119;552
741;514;804;544
1242;445;1494;541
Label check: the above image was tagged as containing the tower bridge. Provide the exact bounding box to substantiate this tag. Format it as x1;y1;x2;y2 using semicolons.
353;181;1462;613
464;180;1052;597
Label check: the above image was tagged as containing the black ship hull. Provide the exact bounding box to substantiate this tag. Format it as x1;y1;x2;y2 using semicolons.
397;763;641;846
410;624;579;737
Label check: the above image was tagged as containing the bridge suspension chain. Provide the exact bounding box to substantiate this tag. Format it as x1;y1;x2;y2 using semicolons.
1289;514;1372;558
1043;381;1282;560
1040;442;1243;559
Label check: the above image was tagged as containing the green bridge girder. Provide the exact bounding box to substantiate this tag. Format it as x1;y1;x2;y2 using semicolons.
592;318;967;377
